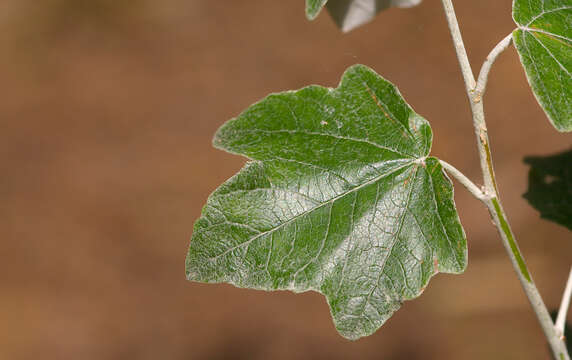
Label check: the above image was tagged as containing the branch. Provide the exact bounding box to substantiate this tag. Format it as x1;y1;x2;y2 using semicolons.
439;1;569;358
485;198;569;360
556;267;572;337
475;33;513;99
440;0;495;193
439;160;488;202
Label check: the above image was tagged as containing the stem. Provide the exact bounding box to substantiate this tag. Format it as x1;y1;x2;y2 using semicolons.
440;0;476;90
475;33;513;98
439;160;488;202
440;1;570;359
485;199;569;359
556;267;572;336
440;0;495;194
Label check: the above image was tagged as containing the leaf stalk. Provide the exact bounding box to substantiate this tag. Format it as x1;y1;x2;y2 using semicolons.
475;33;513;100
556;267;572;337
438;160;489;202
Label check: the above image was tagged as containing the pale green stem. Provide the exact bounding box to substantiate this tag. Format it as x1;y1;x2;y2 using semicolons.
475;33;513;98
439;160;489;202
439;1;570;359
556;267;572;337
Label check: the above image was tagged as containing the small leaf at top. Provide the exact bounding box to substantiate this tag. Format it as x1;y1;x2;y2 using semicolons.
523;149;572;230
306;0;422;32
512;0;572;132
186;65;467;340
306;0;329;20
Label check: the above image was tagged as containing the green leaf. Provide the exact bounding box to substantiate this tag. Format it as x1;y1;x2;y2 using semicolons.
186;65;467;340
306;0;329;20
523;149;572;230
306;0;422;32
512;0;572;132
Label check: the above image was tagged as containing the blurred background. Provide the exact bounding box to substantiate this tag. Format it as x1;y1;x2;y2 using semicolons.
1;0;571;359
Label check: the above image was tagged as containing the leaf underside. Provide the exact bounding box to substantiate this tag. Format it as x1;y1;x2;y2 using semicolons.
186;65;467;340
523;149;572;230
306;0;422;32
512;0;572;132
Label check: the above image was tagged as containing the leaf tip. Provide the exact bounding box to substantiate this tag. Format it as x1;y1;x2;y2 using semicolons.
305;0;328;20
185;270;197;281
553;121;572;133
211;121;232;151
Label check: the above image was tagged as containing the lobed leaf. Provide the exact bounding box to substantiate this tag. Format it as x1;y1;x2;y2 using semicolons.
186;65;467;340
512;0;572;132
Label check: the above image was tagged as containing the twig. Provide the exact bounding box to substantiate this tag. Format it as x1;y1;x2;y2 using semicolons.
556;267;572;337
475;33;513;99
484;198;571;360
439;160;489;202
439;0;476;90
440;0;494;194
439;1;570;359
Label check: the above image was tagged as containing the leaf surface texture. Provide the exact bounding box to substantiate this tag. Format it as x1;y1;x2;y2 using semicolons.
186;65;467;339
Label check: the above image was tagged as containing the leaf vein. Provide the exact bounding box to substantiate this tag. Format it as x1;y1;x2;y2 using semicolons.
208;161;415;262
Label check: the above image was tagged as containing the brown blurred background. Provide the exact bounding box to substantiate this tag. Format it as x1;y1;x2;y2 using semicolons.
1;1;571;359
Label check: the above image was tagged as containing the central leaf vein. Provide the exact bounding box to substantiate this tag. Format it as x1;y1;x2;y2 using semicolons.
208;160;416;262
